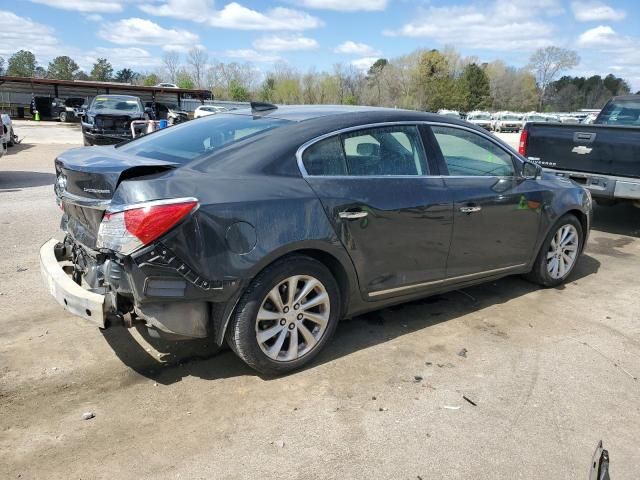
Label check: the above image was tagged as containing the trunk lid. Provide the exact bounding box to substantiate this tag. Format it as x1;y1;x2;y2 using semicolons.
55;146;179;248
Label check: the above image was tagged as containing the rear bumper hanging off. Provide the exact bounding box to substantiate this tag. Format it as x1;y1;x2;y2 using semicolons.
39;238;106;327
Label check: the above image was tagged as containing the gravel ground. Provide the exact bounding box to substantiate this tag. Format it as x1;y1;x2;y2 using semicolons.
1;127;639;479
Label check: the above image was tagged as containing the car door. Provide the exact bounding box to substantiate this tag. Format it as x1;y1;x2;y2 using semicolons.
427;124;543;278
300;124;453;298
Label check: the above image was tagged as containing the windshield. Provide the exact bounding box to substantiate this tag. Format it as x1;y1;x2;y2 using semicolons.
596;99;640;126
527;115;546;121
501;115;520;121
117;113;293;164
91;97;141;113
469;114;490;120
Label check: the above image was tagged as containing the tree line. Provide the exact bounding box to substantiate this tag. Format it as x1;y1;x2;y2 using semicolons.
0;46;633;111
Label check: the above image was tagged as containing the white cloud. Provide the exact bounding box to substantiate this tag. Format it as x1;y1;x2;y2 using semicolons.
139;1;323;30
289;0;387;11
577;25;618;46
28;0;125;13
97;18;199;50
224;49;281;63
84;14;104;22
80;47;162;70
571;1;625;22
0;11;59;58
351;57;378;71
253;35;318;52
334;41;381;56
386;0;560;50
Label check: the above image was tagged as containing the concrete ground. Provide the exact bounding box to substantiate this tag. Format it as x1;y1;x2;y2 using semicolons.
1;126;639;479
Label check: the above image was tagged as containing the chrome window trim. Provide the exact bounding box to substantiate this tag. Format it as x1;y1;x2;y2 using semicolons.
296;120;523;179
368;263;527;298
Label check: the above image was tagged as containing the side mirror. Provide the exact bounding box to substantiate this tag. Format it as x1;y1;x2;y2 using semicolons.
522;161;542;179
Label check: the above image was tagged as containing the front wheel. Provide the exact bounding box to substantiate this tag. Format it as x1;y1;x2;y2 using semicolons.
7;128;14;146
226;255;340;375
525;214;583;287
59;111;67;122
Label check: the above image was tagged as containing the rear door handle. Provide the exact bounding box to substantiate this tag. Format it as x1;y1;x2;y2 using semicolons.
339;211;368;220
459;206;482;214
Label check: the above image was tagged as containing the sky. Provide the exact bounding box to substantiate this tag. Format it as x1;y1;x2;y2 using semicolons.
1;0;639;89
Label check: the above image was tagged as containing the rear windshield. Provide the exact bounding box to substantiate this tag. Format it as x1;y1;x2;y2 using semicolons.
117;113;292;164
596;99;640;126
91;97;140;112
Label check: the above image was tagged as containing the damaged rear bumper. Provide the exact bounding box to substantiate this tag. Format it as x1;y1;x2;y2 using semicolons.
39;238;106;327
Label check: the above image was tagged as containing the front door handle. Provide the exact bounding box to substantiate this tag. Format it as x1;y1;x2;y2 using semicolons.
459;206;482;214
339;210;368;220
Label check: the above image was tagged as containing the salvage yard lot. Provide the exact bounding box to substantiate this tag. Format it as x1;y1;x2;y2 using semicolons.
1;124;639;479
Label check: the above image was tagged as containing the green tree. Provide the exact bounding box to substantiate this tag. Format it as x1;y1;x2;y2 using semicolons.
229;79;250;101
142;73;161;86
114;68;138;84
175;69;195;89
74;71;90;81
7;50;37;77
90;58;113;81
367;58;388;105
416;49;460;111
47;56;79;80
459;63;491;111
261;77;276;102
0;57;5;76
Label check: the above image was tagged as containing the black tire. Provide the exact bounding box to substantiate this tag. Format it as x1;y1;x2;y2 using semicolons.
525;214;584;287
59;111;67;122
226;255;341;375
7;128;14;147
83;135;92;146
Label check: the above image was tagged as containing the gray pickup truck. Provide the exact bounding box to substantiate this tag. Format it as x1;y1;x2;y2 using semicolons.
519;95;640;207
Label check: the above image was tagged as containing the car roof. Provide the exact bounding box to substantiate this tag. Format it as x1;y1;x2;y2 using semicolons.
226;104;475;126
94;95;140;100
611;94;640;102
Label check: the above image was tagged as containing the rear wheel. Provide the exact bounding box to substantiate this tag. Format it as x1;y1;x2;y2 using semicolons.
525;214;583;287
7;128;14;147
59;111;67;122
226;255;340;375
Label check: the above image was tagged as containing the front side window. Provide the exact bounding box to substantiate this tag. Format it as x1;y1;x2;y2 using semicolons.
432;126;515;177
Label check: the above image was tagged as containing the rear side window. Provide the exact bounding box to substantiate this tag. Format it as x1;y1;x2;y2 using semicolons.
596;99;640;126
432;126;515;177
302;136;348;176
302;125;428;177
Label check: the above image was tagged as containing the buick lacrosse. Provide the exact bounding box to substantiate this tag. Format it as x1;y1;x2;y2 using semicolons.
41;103;592;374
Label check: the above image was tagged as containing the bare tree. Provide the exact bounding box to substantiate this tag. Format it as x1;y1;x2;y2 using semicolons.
187;47;209;88
162;51;180;84
528;46;579;109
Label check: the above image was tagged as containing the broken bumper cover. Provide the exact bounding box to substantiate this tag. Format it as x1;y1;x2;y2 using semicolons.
39;238;106;327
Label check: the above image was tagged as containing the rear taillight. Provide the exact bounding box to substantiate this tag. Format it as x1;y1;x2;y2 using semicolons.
97;198;197;254
518;128;529;156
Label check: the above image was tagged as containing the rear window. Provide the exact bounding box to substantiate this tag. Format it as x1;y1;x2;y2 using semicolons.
596;99;640;126
117;113;292;164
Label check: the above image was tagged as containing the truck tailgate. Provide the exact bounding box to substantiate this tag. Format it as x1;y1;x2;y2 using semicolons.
526;123;640;178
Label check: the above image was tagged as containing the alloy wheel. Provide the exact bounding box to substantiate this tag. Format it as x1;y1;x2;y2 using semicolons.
255;275;330;362
546;224;579;279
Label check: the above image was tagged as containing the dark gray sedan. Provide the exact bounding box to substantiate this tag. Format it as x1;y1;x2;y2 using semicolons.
41;104;592;374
